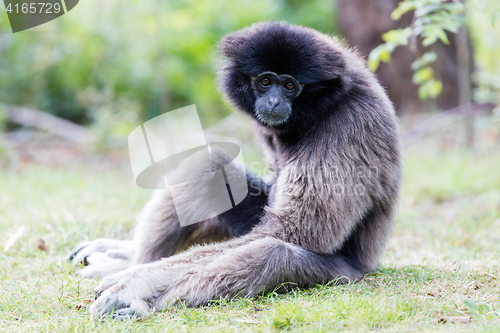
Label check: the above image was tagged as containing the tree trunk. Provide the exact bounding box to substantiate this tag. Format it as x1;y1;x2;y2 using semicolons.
336;0;469;114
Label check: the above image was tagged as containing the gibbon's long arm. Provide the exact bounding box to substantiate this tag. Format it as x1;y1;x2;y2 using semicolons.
91;234;362;319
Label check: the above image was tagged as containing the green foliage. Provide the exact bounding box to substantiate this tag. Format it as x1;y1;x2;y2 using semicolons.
368;28;411;71
368;0;465;101
0;0;337;128
468;0;500;105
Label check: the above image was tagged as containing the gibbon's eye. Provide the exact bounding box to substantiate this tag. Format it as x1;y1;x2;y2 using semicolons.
260;78;271;87
285;82;294;91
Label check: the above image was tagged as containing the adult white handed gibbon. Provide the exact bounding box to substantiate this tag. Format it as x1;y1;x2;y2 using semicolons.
69;21;402;319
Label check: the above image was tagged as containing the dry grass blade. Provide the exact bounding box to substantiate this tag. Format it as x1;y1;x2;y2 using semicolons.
3;224;27;252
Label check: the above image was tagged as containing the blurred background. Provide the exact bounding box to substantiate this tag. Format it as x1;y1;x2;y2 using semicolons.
0;0;499;163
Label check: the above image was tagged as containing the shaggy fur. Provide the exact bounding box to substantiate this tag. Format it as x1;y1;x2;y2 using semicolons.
68;21;402;319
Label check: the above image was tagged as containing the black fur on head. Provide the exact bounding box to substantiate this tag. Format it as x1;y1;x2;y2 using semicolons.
217;21;357;134
219;21;346;83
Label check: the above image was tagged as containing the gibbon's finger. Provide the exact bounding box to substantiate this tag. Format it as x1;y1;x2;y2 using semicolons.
67;241;91;262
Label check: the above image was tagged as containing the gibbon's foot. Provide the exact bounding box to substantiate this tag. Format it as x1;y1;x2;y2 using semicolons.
68;238;134;279
90;265;159;319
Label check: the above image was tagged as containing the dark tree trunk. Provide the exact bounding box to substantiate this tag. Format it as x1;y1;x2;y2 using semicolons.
336;0;469;114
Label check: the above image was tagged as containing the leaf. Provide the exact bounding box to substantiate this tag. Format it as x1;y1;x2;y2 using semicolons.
428;80;442;97
417;79;442;100
369;44;384;59
391;1;417;21
411;52;437;71
442;20;462;33
368;44;387;72
464;299;479;312
368;59;380;72
479;303;490;313
382;28;412;46
421;25;440;46
37;239;48;252
422;35;438;47
418;84;429;100
380;49;392;63
422;51;437;63
413;23;425;37
415;4;442;18
436;27;450;44
385;42;397;53
411;59;425;71
413;67;434;84
442;2;465;15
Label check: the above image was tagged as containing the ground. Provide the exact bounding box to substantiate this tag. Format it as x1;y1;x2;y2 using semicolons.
0;121;499;332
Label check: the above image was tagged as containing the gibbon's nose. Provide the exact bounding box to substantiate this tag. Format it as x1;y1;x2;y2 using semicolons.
268;96;280;109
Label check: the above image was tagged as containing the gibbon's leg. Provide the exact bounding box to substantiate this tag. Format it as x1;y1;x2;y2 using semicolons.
90;234;364;319
339;205;398;273
132;173;269;264
68;172;269;278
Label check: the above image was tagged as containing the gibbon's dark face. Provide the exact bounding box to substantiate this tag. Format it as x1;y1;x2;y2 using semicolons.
251;71;303;126
218;22;348;133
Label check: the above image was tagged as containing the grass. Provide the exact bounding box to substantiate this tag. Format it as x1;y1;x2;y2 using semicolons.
1;134;500;331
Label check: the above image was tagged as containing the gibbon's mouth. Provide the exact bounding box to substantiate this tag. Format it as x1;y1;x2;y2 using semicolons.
256;110;289;126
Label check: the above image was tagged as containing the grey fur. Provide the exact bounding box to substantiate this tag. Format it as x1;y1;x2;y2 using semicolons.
68;22;402;319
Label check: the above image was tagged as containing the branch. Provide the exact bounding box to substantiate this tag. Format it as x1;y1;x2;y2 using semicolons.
1;105;90;144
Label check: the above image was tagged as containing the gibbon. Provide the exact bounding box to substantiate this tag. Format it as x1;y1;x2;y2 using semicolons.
69;21;402;319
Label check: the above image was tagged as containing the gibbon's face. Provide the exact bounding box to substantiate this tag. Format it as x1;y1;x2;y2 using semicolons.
251;71;303;127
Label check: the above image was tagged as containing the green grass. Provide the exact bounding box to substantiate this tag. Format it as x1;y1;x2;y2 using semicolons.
1;145;500;332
